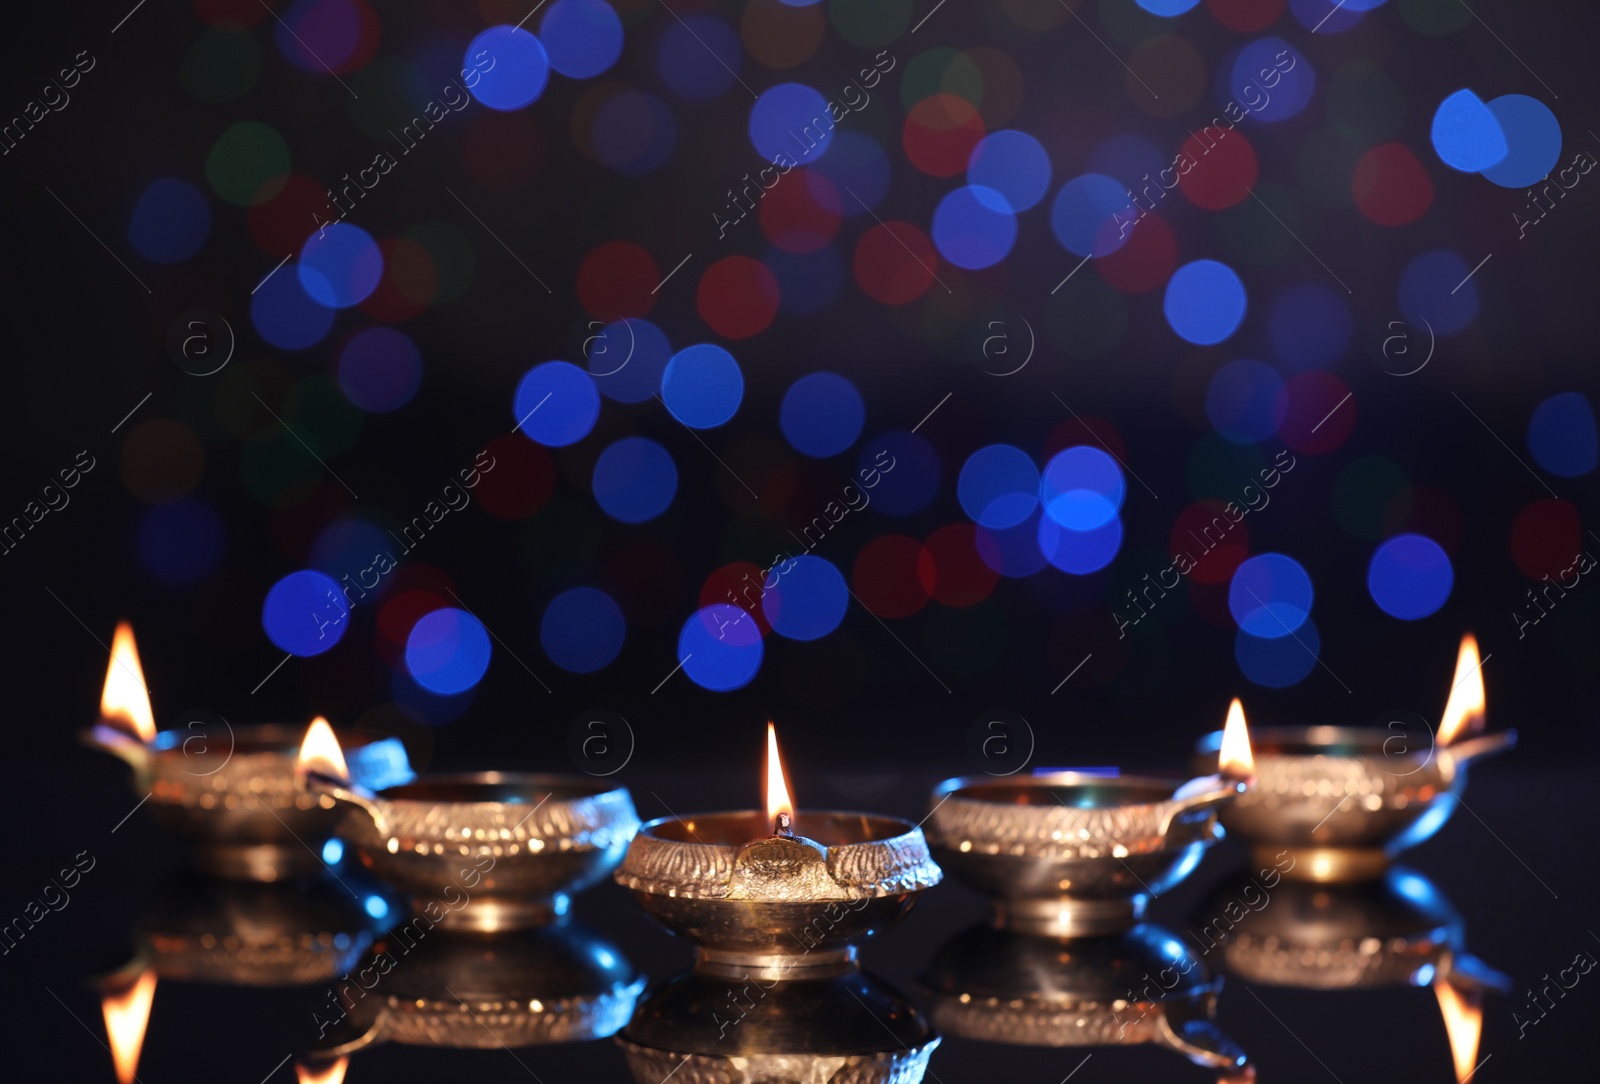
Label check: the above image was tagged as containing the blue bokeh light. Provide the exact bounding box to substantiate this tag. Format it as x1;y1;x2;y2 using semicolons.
766;245;845;315
128;178;211;264
860;431;939;516
1206;360;1287;444
593;90;677;175
1269;284;1352;370
592;437;678;523
1136;0;1201;14
339;327;422;412
1228;553;1313;638
967;130;1052;212
1481;94;1562;189
540;587;626;672
587;318;671;404
1528;392;1599;477
364;895;389;920
1050;173;1133;257
1368;534;1453;620
679;604;764;691
262;569;347;656
405;608;492;695
251;265;335;350
467;26;550;111
300;223;382;308
512;361;601;447
1228;38;1314;122
762;555;848;641
658;15;740;101
662;344;743;428
813;132;890;213
780;372;865;457
1040;446;1125;529
1236;618;1321;688
933;186;1017;269
1038;514;1123;574
1397;249;1478;335
1431;89;1509;172
138;498;224;586
749;83;832;166
1086;134;1168;193
976;510;1050;578
321;838;344;865
1165;260;1247;346
958;444;1040;529
541;0;623;79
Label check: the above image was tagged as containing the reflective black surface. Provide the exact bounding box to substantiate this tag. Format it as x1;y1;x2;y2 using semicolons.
4;754;1592;1079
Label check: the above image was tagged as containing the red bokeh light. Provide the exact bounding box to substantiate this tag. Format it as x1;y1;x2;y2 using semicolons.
696;255;780;339
1169;500;1251;585
902;94;986;178
1177;131;1257;211
759;169;842;254
473;434;555;520
576;241;659;319
1353;142;1435;227
918;524;1000;607
852;535;931;619
852;222;939;305
1509;499;1582;581
1277;372;1356;455
1095;212;1178;294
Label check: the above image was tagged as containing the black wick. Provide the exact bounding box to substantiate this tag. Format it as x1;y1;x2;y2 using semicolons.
775;811;794;838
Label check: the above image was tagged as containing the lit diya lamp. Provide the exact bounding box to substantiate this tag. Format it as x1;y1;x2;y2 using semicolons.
614;723;943;981
925;703;1254;937
300;722;640;931
82;622;413;881
1193;634;1517;883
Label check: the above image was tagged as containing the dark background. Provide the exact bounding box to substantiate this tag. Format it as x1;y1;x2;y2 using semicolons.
1;0;1597;1078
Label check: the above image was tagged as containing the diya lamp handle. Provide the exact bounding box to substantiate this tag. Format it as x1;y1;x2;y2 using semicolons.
1440;728;1517;773
1159;779;1246;837
302;771;390;835
83;723;151;773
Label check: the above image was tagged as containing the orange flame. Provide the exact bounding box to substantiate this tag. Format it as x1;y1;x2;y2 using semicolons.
296;717;349;782
1434;974;1483;1082
1218;698;1255;781
296;1057;349;1084
765;722;795;831
101;968;156;1084
101;622;156;742
1439;634;1486;747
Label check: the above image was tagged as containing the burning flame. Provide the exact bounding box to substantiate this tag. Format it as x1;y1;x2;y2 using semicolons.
101;622;156;743
1439;634;1486;747
296;717;349;782
1434;974;1483;1083
1218;698;1256;781
101;968;156;1084
765;722;795;831
296;1058;349;1084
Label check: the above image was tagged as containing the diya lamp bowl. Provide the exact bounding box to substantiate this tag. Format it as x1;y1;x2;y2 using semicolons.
308;771;640;932
918;922;1250;1076
314;923;644;1056
1191;726;1515;883
615;810;943;980
925;771;1244;937
1191;865;1510;994
83;720;413;882
134;870;377;986
618;968;939;1084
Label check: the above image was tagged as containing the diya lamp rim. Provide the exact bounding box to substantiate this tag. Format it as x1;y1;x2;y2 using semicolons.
632;807;929;848
1194;724;1517;773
